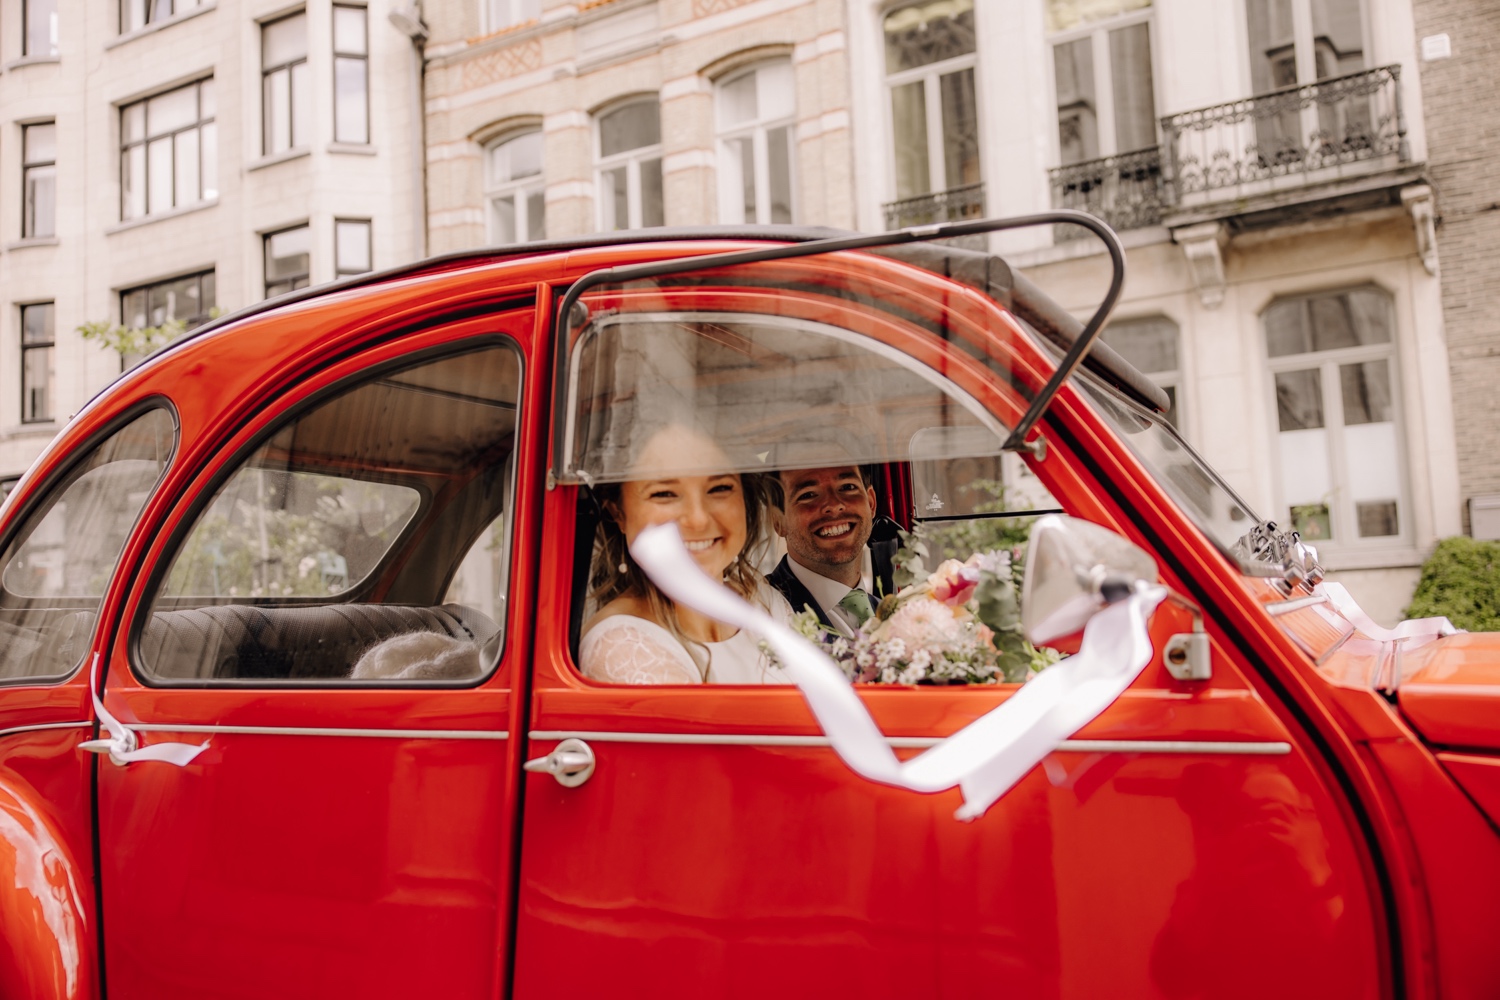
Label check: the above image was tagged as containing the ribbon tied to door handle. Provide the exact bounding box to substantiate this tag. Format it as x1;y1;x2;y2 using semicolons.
80;654;210;767
630;523;1164;820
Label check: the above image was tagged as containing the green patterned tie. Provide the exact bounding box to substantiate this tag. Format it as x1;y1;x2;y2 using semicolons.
837;588;874;627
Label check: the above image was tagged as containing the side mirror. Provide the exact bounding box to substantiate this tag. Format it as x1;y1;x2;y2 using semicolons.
1021;515;1158;645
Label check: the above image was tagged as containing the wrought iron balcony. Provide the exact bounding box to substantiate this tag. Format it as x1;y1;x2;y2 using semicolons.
1160;64;1409;210
1048;147;1163;238
882;182;986;231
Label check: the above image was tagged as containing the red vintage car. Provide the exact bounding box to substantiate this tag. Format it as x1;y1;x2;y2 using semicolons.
0;219;1495;1000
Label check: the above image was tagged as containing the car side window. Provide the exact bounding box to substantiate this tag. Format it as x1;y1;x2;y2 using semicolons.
136;342;523;684
0;407;176;681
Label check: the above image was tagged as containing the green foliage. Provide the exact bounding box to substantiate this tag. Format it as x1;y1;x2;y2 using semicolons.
77;318;188;358
1405;536;1500;631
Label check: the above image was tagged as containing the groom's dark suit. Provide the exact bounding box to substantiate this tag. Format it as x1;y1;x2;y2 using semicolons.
768;555;836;633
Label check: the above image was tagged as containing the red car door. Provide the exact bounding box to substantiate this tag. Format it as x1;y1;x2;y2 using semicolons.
510;253;1389;999
91;298;547;998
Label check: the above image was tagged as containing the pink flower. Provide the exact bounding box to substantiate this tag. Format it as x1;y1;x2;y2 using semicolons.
884;597;962;650
928;559;978;607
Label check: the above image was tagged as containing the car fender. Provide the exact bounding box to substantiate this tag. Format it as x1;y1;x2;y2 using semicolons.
0;778;95;1000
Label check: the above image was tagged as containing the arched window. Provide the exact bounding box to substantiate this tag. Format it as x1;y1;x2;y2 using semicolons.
1101;314;1180;427
1263;285;1405;545
716;61;795;225
595;99;663;231
485;0;539;34
486;129;545;245
882;0;981;227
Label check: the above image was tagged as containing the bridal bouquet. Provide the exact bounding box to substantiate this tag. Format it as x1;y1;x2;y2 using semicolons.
787;550;1060;685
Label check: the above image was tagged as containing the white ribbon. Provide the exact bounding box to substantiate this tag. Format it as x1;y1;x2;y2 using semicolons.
631;523;1164;820
80;654;209;767
1317;581;1459;641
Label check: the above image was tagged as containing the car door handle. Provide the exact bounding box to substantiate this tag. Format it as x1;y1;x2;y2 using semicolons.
523;738;595;787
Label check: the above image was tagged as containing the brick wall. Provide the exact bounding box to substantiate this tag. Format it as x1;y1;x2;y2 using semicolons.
1412;0;1500;528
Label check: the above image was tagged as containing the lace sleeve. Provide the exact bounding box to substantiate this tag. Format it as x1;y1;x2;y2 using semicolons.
580;618;702;685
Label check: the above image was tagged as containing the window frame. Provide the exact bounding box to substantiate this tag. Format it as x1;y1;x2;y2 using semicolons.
22;121;56;240
119;0;204;34
882;0;982;201
715;61;797;226
120;269;217;331
19;302;55;425
484;128;546;245
128;335;528;688
1245;0;1370;91
332;4;370;145
263;224;312;298
119;78;217;221
1045;1;1157;165
594;98;665;231
23;0;58;58
261;10;310;156
1262;284;1409;550
334;218;372;277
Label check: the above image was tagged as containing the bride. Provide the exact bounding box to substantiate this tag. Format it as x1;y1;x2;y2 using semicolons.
579;423;792;684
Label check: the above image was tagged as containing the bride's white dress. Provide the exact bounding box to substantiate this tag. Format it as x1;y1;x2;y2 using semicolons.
580;583;792;685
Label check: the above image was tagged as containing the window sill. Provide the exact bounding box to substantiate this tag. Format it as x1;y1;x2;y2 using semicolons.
4;237;59;251
105;2;217;49
5;422;60;440
1317;546;1424;572
247;148;311;172
106;198;219;235
327;142;377;156
4;55;60;70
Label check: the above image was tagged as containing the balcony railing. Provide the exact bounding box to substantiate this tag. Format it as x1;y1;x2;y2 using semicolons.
1048;147;1163;238
883;182;986;231
1160;64;1409;208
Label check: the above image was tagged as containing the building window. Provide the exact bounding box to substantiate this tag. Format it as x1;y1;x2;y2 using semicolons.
485;0;539;33
716;62;795;225
335;219;372;277
22;123;56;239
23;0;58;57
263;12;309;155
1101;315;1180;427
596;99;664;231
20;303;55;424
1264;285;1404;545
122;270;216;331
486;130;545;244
265;225;311;298
120;0;204;34
883;0;980;201
1246;0;1365;91
333;5;369;144
121;79;217;221
1047;0;1156;165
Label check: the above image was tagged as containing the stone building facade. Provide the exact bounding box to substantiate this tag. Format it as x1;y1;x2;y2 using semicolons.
0;0;424;494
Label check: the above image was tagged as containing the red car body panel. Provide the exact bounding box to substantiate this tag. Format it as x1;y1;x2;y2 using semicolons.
0;238;1491;997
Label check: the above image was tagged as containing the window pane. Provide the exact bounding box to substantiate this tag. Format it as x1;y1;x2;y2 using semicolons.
201;121;218;199
1102;315;1178;373
1265;288;1392;357
640;157;664;227
333;6;367;53
759;60;795;120
22;303;54;344
291;61;310;148
767;125;793;224
25;0;58;57
24;123;56;164
602;167;628;230
147;136;174;213
1246;0;1297;92
140;346;522;683
491;195;517;243
720;71;758;127
1340;359;1392;425
24;165;56;239
266;226;311;280
495;131;542;182
599;102;660;157
1356;500;1398;538
1109;22;1157;152
1045;0;1151;33
122;0;147;32
122;145;146;219
0;409;174;679
265;70;290;153
939;68;981;188
728;136;756;222
883;0;976;74
22;348;53;422
148;85;197;136
334;57;369;143
1311;0;1365;79
1289;503;1331;542
263;12;307;68
122;289;148;329
526;189;546;241
200;78;216;119
890;81;931;198
123;102;146;144
1275;369;1324;431
336;220;372;273
1054;37;1099;164
175;128;200;205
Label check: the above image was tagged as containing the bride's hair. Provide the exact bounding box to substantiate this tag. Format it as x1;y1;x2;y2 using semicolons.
589;470;773;680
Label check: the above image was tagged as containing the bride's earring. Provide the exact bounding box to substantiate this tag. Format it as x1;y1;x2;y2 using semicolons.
618;561;628;573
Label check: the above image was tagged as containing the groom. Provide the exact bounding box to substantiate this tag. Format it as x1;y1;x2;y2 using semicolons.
769;465;880;638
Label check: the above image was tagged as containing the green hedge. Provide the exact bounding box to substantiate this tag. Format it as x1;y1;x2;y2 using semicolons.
1405;536;1500;631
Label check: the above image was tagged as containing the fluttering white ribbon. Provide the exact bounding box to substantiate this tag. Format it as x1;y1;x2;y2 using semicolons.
631;523;1165;820
80;654;209;767
1317;581;1459;641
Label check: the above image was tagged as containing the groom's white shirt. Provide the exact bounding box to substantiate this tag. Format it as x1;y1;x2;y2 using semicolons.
787;558;871;639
